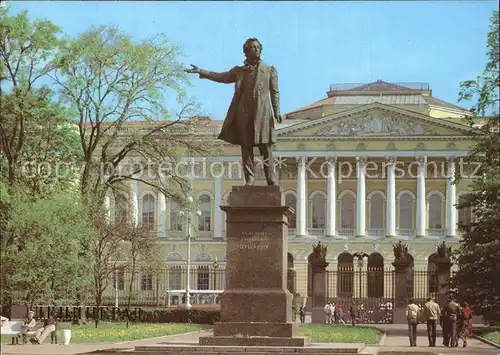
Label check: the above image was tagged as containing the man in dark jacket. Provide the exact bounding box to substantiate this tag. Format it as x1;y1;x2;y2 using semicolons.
442;295;461;347
186;38;282;186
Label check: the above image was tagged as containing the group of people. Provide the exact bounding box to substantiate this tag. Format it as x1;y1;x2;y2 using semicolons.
0;311;57;345
406;295;473;347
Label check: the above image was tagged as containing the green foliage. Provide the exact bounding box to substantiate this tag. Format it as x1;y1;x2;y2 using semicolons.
1;186;96;305
298;324;381;344
453;10;500;325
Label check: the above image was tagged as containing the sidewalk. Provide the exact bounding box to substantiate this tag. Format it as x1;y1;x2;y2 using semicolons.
0;330;212;355
374;324;500;355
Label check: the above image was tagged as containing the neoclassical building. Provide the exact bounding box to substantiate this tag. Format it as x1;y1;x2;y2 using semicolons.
104;81;479;306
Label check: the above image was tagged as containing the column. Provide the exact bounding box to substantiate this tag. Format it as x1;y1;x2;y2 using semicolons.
103;191;111;223
158;192;166;240
130;178;139;228
296;157;307;236
386;157;396;237
356;157;366;237
446;158;457;237
325;157;337;237
214;174;223;239
416;157;426;237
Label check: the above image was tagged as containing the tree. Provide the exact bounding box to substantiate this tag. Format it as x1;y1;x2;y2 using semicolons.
452;10;500;325
50;25;209;206
0;8;64;185
0;184;95;307
48;26;211;327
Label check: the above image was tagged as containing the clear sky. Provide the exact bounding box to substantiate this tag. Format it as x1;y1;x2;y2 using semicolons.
7;1;498;120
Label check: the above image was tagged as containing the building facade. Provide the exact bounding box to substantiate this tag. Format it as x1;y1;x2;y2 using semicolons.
103;81;478;307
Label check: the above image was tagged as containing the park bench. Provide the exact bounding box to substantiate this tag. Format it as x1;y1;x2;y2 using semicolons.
0;319;57;345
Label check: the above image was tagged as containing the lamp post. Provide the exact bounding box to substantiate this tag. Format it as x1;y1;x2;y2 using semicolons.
212;256;219;290
114;240;124;309
178;195;201;310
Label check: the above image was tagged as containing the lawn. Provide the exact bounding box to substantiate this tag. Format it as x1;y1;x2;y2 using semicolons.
483;331;500;345
1;322;211;344
298;324;382;344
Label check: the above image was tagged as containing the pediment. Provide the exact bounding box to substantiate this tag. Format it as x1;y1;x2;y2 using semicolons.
277;103;474;138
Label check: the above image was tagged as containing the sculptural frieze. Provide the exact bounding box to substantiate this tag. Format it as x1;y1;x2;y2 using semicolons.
315;115;437;137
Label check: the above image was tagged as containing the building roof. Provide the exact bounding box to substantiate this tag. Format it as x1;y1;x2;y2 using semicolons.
286;80;470;118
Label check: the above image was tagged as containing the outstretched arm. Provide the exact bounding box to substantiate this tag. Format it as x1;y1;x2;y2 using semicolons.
185;64;237;84
269;66;282;123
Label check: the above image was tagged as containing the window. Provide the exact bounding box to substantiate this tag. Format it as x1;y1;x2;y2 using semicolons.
169;200;183;231
198;195;211;231
285;194;296;228
369;193;384;229
340;193;356;228
168;267;182;290
142;194;155;230
428;193;442;229
398;193;413;229
311;193;326;228
141;272;153;291
457;195;472;226
337;252;353;297
197;266;209;290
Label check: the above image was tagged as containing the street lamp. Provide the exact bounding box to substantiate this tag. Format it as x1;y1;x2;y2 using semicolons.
178;195;201;310
114;239;124;309
212;256;219;290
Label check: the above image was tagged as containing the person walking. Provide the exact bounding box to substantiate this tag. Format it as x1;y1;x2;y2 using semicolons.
442;295;461;347
299;306;306;324
423;297;440;347
456;302;472;347
349;303;359;326
324;302;334;324
405;298;420;347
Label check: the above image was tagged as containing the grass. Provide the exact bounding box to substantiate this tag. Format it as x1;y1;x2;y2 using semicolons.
298;324;382;344
483;331;500;345
2;322;211;344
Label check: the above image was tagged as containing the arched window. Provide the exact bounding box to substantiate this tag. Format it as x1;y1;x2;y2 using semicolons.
311;193;326;228
169;200;183;231
457;195;473;226
398;193;413;229
367;253;384;298
285;194;296;229
427;253;438;296
142;194;155;230
369;193;384;230
428;193;442;229
340;193;356;229
198;194;211;231
337;252;353;297
115;194;127;224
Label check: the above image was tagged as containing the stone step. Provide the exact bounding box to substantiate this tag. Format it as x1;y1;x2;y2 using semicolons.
133;345;362;354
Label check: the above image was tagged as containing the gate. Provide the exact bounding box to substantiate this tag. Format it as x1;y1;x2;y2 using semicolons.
326;269;395;324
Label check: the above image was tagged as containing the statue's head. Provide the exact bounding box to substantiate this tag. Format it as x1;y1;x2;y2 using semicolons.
243;38;262;61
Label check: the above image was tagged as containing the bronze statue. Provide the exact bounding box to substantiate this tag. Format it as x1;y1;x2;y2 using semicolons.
393;240;408;260
437;241;452;259
185;38;282;186
311;241;327;264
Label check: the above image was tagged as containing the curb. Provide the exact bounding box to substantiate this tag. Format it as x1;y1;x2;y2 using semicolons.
378;332;387;346
112;329;212;345
472;334;500;349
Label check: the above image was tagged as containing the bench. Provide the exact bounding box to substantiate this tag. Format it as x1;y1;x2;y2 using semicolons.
0;320;57;344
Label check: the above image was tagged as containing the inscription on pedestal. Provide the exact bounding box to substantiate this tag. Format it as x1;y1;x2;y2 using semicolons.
239;231;270;250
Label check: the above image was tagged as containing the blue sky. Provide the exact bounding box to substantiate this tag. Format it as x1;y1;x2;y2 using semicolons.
8;1;498;120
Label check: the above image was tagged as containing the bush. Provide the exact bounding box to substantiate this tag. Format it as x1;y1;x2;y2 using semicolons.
139;308;220;324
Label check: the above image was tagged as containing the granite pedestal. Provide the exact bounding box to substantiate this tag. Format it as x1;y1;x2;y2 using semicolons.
199;185;307;347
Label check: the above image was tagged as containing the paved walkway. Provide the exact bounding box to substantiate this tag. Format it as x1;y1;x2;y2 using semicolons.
2;325;498;355
373;324;499;355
